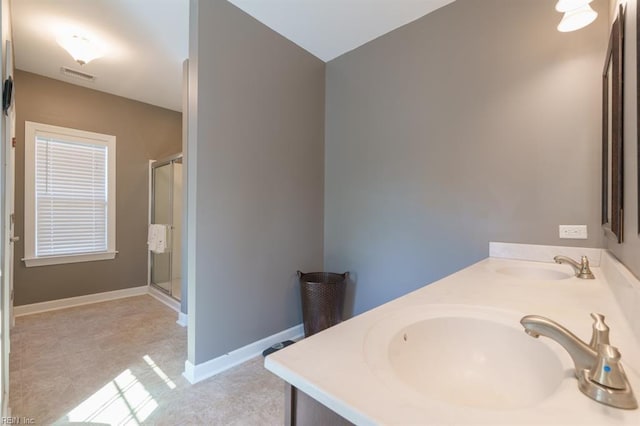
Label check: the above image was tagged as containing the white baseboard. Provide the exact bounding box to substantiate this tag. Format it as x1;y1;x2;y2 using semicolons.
14;286;148;317
183;323;304;384
177;312;188;327
148;285;181;312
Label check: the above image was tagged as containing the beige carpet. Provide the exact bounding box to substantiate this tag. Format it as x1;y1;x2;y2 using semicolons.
9;295;284;425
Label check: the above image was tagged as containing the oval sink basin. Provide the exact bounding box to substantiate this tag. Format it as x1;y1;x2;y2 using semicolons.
496;266;572;281
364;305;565;410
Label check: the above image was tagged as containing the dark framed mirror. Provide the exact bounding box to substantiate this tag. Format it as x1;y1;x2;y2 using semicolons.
602;5;624;243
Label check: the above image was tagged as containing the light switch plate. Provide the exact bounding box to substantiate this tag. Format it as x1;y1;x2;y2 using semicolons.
559;225;588;239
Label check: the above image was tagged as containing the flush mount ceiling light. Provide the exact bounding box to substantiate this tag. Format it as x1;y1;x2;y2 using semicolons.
556;0;597;32
56;34;104;66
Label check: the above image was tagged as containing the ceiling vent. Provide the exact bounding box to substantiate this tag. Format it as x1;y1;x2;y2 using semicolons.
60;67;96;82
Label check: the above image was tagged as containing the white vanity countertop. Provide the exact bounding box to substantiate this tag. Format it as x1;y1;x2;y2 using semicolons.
265;251;640;425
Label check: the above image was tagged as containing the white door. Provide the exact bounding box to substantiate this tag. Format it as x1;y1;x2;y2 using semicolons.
1;39;15;416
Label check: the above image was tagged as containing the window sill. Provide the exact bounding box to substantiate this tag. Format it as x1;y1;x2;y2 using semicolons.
23;251;118;267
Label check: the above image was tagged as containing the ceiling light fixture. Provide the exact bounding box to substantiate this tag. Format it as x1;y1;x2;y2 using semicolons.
56;34;104;66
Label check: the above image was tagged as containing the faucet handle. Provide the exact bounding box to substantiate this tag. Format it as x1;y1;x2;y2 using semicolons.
589;313;610;348
580;256;590;268
589;343;627;390
578;256;595;279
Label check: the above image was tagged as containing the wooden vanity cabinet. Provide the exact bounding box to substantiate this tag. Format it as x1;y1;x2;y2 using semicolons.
285;384;353;426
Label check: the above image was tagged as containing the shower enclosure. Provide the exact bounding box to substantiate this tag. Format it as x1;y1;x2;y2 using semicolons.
149;155;182;301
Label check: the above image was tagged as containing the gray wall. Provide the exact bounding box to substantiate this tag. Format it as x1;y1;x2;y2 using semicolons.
607;0;640;279
324;0;610;315
189;0;325;364
14;70;182;305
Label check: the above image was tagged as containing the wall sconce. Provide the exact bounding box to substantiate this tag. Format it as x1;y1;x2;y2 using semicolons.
556;0;598;33
56;34;104;66
556;0;598;32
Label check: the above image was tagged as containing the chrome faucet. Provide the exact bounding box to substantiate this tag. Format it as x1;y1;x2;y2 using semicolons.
554;255;595;279
521;313;637;409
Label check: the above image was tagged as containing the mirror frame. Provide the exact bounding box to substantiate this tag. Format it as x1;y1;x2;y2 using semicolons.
602;5;624;243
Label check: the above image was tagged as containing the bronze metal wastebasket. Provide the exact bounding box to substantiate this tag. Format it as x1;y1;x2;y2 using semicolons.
297;271;348;337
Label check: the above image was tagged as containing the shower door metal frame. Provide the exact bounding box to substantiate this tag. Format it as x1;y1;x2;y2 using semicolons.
149;153;183;298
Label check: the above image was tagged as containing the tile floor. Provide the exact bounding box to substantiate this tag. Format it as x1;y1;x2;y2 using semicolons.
9;295;285;425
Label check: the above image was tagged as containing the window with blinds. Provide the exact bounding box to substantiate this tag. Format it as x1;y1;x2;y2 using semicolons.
24;122;116;267
35;137;108;256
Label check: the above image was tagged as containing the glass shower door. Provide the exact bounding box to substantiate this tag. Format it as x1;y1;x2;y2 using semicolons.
150;156;183;301
171;161;183;300
151;163;173;295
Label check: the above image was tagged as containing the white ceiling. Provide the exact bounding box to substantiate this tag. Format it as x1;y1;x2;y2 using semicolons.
12;0;189;112
11;0;456;112
228;0;457;62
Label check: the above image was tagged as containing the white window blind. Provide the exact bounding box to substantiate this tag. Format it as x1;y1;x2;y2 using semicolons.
24;121;117;267
35;137;108;256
